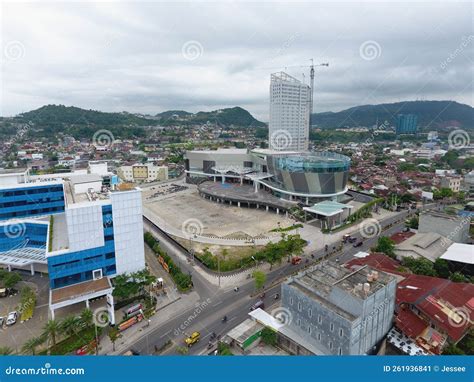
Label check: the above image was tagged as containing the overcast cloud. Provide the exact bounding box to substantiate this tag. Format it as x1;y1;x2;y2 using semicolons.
1;1;473;120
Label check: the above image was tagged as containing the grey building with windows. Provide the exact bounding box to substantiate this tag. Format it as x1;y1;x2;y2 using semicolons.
281;261;396;355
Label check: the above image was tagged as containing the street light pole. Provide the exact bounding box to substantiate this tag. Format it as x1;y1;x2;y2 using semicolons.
94;324;99;355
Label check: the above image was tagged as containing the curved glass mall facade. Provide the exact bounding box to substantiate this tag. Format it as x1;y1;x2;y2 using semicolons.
268;152;351;196
185;148;351;202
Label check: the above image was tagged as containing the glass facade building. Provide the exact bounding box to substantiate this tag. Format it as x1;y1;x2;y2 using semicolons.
0;183;65;221
396;114;418;135
47;205;117;289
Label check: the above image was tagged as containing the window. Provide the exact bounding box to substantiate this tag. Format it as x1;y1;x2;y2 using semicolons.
339;328;344;337
329;342;333;350
298;302;302;312
290;297;294;305
330;323;334;332
308;326;312;334
338;348;343;355
318;315;322;324
308;309;312;318
92;269;103;280
317;333;321;341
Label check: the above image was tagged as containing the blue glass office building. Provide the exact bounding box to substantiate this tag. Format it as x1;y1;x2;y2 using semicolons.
396;114;418;135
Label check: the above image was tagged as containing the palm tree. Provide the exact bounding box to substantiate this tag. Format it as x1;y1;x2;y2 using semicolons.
42;319;61;347
21;336;44;355
60;315;80;337
79;308;93;328
108;327;120;352
0;346;14;355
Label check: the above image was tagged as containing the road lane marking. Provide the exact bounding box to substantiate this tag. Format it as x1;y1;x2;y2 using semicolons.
159;330;172;339
212;301;222;307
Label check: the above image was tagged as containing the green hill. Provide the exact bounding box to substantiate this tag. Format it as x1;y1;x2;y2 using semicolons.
311;101;474;130
157;106;265;128
13;104;153;140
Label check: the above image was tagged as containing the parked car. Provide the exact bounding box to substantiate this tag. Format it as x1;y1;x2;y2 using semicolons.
6;311;17;326
0;288;7;297
348;236;358;243
353;241;363;248
291;256;302;265
185;331;200;347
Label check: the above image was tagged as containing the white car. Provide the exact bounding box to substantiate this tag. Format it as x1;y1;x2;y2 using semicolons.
6;311;17;326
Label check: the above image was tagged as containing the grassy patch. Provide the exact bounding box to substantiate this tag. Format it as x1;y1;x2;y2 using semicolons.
270;224;303;233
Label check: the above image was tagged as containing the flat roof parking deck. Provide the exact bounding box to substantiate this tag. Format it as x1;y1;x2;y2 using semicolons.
198;181;294;210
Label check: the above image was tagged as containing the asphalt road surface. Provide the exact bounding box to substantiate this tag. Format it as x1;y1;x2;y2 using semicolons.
129;207;418;355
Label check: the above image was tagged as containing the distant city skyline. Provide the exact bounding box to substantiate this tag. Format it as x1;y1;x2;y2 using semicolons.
1;2;473;119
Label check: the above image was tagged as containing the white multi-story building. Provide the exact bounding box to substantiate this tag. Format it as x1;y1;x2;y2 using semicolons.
269;72;310;152
118;163;168;183
0;169;146;322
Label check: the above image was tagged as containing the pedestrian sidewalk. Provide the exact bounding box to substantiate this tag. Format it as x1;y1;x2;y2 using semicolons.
100;291;200;355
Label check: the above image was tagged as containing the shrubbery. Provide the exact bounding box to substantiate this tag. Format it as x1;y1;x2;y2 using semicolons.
144;233;193;291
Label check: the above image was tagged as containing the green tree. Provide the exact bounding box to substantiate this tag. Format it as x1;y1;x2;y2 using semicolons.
402;257;436;276
79;308;93;329
2;272;21;289
260;327;277;346
0;346;13;355
42;319;61;347
217;342;233;355
60;315;81;337
434;259;450;279
449;272;466;283
108;327;120;352
21;336;44;355
406;216;419;229
252;270;266;290
374;237;396;258
443;344;464;355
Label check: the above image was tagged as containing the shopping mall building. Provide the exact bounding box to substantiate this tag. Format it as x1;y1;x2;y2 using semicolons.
185;148;354;227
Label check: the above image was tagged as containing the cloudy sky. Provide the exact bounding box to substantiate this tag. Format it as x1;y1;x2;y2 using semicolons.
1;1;473;120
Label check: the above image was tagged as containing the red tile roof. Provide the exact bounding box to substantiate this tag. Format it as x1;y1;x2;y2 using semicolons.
345;253;404;275
397;274;474;342
346;254;473;343
396;308;428;338
390;231;416;245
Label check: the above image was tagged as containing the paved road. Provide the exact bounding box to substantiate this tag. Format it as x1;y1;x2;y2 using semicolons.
129;207;419;355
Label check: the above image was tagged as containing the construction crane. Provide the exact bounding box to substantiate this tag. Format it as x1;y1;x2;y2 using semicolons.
282;59;329;126
262;59;329;127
